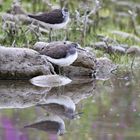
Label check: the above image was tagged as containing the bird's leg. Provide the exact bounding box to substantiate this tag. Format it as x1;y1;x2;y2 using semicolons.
63;27;69;41
57;66;60;75
66;28;69;41
49;28;52;42
58;67;65;76
57;67;65;96
60;67;65;95
61;67;64;76
50;64;56;74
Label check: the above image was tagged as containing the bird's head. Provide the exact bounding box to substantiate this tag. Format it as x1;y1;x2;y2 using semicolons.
62;8;69;17
71;43;86;51
65;109;83;119
71;43;79;48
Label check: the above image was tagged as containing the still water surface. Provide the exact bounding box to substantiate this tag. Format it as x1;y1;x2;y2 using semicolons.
0;69;140;140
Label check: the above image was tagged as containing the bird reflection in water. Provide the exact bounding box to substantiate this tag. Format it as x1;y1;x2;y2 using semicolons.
36;95;82;119
24;115;65;136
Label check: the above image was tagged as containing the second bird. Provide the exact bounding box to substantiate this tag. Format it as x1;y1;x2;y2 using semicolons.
28;8;70;41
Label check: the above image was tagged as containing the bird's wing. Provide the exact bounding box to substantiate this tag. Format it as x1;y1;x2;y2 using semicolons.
28;9;64;24
25;120;60;132
42;45;68;59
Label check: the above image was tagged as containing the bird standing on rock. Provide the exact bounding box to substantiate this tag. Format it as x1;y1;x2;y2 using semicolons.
34;42;79;67
28;8;70;41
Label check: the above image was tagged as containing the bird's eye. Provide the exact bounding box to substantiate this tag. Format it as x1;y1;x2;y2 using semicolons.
64;8;68;12
71;43;78;48
41;47;44;50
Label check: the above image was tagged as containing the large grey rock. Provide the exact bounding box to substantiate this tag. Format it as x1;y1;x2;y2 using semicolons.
0;46;52;79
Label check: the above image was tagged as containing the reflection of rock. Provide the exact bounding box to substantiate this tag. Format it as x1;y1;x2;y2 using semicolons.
95;57;117;80
0;46;53;79
47;77;96;104
126;46;140;56
37;95;76;119
0;80;50;108
30;74;72;88
111;70;133;89
0;77;95;109
25;115;65;135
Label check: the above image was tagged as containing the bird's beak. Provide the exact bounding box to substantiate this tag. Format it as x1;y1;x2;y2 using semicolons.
74;43;86;51
73;112;84;118
77;47;86;51
77;47;87;51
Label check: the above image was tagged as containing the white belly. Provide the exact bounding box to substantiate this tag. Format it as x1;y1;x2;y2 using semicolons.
38;17;70;29
46;52;78;66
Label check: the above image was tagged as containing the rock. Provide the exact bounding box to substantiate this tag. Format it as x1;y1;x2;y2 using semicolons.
92;41;127;54
0;77;94;109
111;30;140;43
113;1;140;9
1;13;31;24
126;45;140;56
72;48;96;70
47;77;95;104
30;74;72;87
63;65;93;77
0;46;53;79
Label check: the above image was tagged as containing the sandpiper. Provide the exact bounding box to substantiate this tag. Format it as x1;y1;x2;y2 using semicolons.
34;42;80;67
28;8;70;41
24;115;65;135
36;95;76;119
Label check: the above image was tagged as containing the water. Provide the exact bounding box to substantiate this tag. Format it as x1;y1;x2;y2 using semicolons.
0;69;140;140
